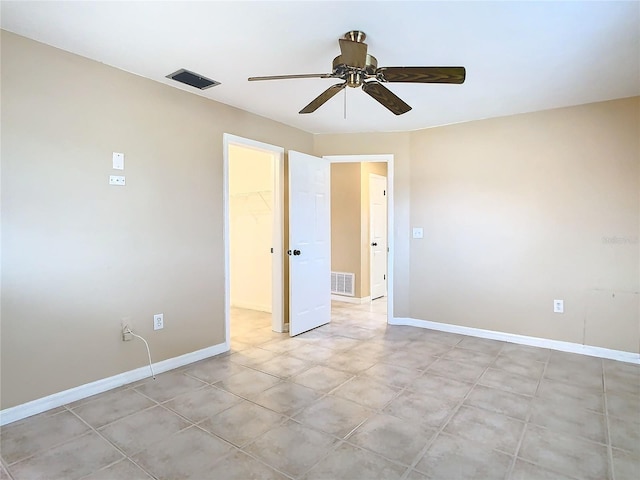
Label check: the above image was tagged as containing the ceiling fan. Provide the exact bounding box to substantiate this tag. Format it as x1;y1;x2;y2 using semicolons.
248;30;466;116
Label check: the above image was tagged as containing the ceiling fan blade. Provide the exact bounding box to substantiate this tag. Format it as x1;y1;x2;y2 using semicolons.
338;38;368;68
248;73;334;81
362;82;411;115
299;83;347;114
377;67;466;84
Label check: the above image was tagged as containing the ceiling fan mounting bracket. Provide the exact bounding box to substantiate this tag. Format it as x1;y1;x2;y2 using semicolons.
344;30;366;43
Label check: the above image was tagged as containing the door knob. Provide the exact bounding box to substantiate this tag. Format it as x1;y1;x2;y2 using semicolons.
371;242;378;246
293;249;301;256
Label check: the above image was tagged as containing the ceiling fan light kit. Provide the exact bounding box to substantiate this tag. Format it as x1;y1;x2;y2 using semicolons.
248;31;466;116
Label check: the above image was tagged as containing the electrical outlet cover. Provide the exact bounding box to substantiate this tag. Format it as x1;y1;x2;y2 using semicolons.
121;318;133;341
553;300;564;313
154;313;164;330
109;175;126;186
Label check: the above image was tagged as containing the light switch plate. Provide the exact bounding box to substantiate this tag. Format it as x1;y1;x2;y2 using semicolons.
109;175;125;186
112;152;124;170
412;227;424;239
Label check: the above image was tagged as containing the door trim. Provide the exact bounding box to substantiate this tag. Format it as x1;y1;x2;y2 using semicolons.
223;134;285;347
323;154;394;324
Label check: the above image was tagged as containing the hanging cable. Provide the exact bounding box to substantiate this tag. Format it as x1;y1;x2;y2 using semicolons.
124;327;156;379
344;87;347;120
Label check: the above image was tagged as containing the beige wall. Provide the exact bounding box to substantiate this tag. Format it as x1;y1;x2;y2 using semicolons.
330;163;362;296
316;99;638;353
0;31;313;409
229;145;273;312
330;162;387;298
409;97;639;352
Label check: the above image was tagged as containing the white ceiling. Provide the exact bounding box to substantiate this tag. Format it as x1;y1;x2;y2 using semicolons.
2;1;638;135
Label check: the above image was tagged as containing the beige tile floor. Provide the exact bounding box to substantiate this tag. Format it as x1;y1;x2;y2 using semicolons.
1;299;639;479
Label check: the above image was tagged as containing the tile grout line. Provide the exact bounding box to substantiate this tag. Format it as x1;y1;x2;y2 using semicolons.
196;333;374;424
227;446;296;480
187;423;297;480
220;319;421;477
0;457;15;480
75;457;145;480
65;405;163;480
291;440;347;479
602;361;616;480
337;335;459;450
221;375;372;479
291;376;420;480
504;348;551;479
397;341;506;480
127;364;293;479
1;408;105;469
192;359;361;479
505;353;612;480
65;384;238;480
354;335;464;479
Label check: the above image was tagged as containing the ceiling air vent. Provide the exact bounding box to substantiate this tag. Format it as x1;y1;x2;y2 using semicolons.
166;69;220;90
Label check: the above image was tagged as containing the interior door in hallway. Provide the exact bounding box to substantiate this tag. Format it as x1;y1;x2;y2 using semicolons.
288;151;331;336
370;173;387;300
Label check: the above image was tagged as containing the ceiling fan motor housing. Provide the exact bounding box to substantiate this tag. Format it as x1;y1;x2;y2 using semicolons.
332;54;378;87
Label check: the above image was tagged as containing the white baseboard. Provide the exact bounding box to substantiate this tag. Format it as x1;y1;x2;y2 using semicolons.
331;294;372;304
390;317;640;365
0;341;229;426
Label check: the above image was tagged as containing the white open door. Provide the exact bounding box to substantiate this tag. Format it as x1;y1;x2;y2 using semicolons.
370;173;387;300
288;151;331;336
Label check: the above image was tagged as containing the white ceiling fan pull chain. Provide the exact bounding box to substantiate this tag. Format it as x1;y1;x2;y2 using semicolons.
344;87;347;120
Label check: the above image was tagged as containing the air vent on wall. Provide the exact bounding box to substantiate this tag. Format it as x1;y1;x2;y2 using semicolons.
331;272;355;296
166;69;220;90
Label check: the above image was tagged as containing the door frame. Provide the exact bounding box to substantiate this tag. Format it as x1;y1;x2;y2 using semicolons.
369;173;388;300
323;154;394;324
223;133;285;348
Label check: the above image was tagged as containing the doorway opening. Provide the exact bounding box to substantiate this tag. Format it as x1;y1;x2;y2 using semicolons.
223;134;285;349
224;146;394;345
326;155;393;328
